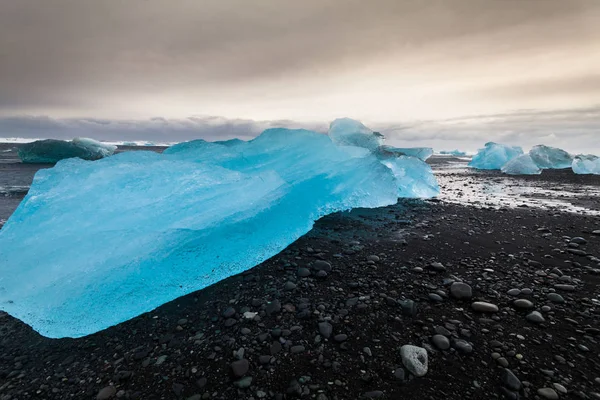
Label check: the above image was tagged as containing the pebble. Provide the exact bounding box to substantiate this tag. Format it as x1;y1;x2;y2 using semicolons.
334;334;348;342
297;268;311;277
471;301;498;313
432;334;450;350
234;376;253;389
547;293;565;303
400;345;428;377
450;282;472;299
453;340;473;354
319;321;333;338
513;299;534;309
97;386;117;400
284;281;297;291
507;289;521;296
526;311;545;324
537;388;559;399
231;359;249;377
553;383;567;394
502;369;521;391
429;262;446;272
313;260;332;272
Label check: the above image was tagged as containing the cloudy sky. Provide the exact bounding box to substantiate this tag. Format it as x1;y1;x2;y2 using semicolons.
1;0;599;153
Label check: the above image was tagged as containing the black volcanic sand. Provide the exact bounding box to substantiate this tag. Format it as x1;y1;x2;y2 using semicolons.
1;172;600;400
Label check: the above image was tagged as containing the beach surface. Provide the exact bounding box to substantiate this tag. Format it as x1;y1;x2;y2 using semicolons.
0;151;599;399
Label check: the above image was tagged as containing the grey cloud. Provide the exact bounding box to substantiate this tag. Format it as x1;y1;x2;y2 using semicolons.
379;107;600;154
1;0;599;116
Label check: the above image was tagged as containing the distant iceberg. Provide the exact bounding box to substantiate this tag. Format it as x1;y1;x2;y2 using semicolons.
469;142;524;170
572;154;600;175
18;138;117;163
501;154;542;175
0;118;439;338
529;145;573;169
440;150;467;157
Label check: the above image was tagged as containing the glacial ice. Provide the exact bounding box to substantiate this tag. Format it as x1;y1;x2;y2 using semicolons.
468;142;524;170
529;145;573;169
572;154;600;175
380;146;434;161
440;150;467;157
501;154;541;175
0;119;439;338
18;137;117;163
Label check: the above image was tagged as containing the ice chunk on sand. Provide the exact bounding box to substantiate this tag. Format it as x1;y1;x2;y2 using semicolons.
0;119;438;338
501;154;542;175
18;138;116;163
379;146;433;161
529;145;573;169
468;142;523;170
572;154;600;175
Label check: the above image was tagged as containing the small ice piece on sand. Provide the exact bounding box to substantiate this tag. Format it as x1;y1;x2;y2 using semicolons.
468;142;524;170
572;154;600;175
529;145;573;169
501;154;542;175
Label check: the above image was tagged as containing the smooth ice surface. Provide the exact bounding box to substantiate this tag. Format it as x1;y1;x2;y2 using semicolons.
0;119;438;338
380;146;433;161
468;142;523;170
572;154;600;175
529;145;573;169
18;138;116;163
440;150;467;156
501;154;542;175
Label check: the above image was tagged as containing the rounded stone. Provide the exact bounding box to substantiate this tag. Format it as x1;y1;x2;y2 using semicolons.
97;386;117;400
400;345;428;377
471;301;498;313
547;293;565;303
525;311;545;324
432;334;450;350
513;299;534;309
537;388;559;399
450;282;473;300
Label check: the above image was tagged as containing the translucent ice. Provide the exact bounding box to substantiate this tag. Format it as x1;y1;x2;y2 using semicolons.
468;142;524;170
0;119;438;338
18;138;116;163
380;146;434;161
529;145;573;169
501;154;542;175
572;154;600;175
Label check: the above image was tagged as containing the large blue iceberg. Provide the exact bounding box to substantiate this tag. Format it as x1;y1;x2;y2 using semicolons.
18;138;117;163
572;155;600;175
0;118;439;338
501;154;542;175
469;142;524;170
529;145;573;169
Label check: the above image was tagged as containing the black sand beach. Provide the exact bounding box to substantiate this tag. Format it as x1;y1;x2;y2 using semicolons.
0;156;599;400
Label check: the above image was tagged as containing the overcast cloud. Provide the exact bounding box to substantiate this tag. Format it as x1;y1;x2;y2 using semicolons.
0;0;599;152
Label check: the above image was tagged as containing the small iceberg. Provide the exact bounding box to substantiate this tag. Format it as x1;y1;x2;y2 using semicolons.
0;118;439;338
18;138;117;163
469;142;524;170
440;150;467;157
501;154;542;175
529;145;573;169
572;154;600;175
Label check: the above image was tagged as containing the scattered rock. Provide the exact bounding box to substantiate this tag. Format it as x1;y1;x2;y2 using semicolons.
400;345;428;377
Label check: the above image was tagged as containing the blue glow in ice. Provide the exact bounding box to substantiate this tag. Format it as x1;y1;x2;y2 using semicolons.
0;119;438;338
501;154;542;175
18;138;116;163
529;145;573;169
468;142;524;170
572;154;600;175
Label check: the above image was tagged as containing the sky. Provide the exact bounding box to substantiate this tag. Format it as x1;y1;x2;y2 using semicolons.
1;0;599;153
